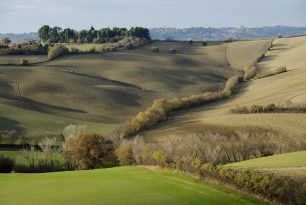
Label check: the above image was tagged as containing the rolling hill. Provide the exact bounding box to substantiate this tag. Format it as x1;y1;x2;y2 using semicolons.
225;151;306;180
140;36;306;141
0;166;269;205
0;41;238;136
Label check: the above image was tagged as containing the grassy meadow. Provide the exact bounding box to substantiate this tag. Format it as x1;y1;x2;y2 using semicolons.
0;166;269;205
225;151;306;169
225;151;306;180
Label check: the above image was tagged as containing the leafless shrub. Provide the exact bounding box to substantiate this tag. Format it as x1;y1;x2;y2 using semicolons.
63;124;87;139
48;44;68;60
169;48;177;54
151;47;159;52
20;58;29;65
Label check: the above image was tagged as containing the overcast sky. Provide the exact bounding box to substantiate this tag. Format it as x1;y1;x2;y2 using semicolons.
0;0;305;33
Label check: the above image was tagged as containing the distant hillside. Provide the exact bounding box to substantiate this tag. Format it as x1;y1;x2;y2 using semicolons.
1;26;306;42
150;26;306;41
0;32;38;43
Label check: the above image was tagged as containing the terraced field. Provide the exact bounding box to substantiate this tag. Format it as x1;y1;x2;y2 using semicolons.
140;36;306;141
0;166;269;205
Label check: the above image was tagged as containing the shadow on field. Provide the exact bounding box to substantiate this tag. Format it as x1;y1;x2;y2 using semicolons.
0;116;24;133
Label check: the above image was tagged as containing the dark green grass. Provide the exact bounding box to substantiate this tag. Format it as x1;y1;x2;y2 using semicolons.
0;166;269;205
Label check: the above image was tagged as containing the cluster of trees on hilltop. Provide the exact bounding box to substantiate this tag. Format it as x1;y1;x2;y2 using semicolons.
38;25;150;44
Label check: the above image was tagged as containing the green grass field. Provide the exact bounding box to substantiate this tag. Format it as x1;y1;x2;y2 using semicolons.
0;166;269;205
225;151;306;169
225;151;306;180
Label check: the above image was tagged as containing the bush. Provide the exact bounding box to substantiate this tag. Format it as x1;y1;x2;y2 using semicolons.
0;155;15;173
169;48;177;54
89;47;96;53
152;151;167;167
0;43;47;56
224;37;234;42
223;76;241;95
243;65;257;80
250;105;264;113
124;43;135;50
20;58;29;65
264;104;276;112
48;45;68;60
63;134;117;169
202;42;208;46
151;47;159;53
70;47;80;53
115;142;134;165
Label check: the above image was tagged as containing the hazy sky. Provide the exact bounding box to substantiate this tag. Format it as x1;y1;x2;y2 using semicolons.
0;0;305;33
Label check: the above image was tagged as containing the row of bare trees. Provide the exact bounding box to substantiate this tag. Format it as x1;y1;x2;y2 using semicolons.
116;131;306;166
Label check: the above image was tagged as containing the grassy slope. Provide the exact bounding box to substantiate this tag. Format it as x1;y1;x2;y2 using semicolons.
194;36;306;136
139;39;276;141
0;103;115;136
0;166;269;205
140;36;306;141
0;41;236;136
227;39;272;70
225;151;306;180
225;151;306;169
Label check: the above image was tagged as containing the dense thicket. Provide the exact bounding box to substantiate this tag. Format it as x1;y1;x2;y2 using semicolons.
38;25;150;44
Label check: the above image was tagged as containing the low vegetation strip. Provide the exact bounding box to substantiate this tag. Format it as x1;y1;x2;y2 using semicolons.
121;76;242;137
0;166;269;205
231;104;306;114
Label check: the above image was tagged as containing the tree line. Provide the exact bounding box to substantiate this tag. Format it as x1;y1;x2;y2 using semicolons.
38;25;150;44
